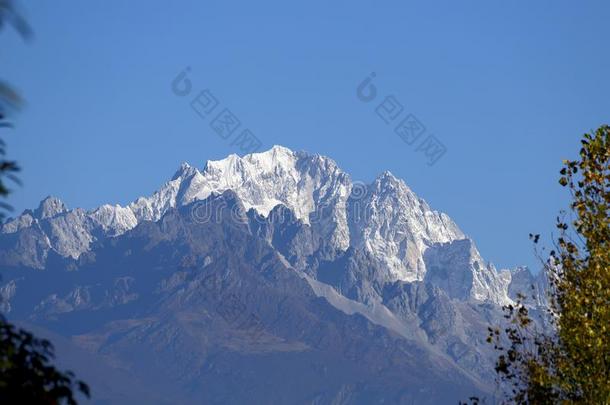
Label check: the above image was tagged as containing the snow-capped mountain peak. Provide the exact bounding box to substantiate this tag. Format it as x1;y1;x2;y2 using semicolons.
2;145;521;304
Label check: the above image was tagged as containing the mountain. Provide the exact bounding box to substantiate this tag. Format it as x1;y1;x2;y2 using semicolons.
0;146;546;404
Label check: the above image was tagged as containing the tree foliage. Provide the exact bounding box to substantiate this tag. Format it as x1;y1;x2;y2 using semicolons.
0;0;28;220
0;317;90;404
0;90;21;220
489;125;610;404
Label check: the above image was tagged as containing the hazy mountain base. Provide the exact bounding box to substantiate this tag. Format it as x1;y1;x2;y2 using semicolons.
0;193;498;404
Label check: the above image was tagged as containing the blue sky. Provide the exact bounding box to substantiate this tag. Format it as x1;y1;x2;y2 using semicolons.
2;0;608;271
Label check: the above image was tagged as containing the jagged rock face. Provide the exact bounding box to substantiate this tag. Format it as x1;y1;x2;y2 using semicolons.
0;221;52;268
424;239;512;303
347;172;464;283
34;196;67;219
247;205;320;272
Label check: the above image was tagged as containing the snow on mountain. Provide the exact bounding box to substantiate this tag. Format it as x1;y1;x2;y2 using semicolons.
89;204;138;236
127;145;352;251
348;171;465;282
1;145;522;304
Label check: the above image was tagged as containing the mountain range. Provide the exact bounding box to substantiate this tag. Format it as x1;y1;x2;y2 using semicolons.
0;145;548;404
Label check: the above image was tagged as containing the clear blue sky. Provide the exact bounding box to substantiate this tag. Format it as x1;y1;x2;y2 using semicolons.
2;0;608;271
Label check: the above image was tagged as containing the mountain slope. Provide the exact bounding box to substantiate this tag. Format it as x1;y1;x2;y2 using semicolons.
0;145;544;403
3;194;490;403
